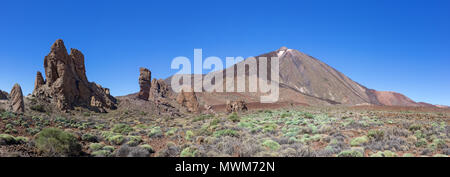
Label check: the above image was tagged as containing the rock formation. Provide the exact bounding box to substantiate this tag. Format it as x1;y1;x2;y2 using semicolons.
10;84;25;113
176;87;199;113
226;100;248;113
34;71;45;92
149;78;170;100
32;39;117;112
0;90;8;100
137;67;171;101
138;68;151;100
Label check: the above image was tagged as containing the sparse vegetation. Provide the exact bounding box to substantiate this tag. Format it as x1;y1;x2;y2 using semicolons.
262;139;280;151
34;128;82;156
112;124;134;135
337;150;363;157
0;101;448;157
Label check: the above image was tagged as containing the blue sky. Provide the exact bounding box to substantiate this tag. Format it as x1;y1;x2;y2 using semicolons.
0;0;449;105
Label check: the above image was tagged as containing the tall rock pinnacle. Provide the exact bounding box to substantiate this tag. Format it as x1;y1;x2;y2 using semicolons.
138;67;152;100
10;83;25;113
33;39;117;112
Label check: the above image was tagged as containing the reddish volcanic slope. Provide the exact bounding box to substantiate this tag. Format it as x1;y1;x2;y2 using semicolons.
371;91;420;107
167;47;440;108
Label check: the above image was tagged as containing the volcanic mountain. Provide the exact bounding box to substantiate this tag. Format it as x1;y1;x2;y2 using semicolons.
167;47;430;108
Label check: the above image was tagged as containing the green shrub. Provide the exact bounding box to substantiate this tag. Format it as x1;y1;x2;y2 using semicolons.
433;154;448;157
213;129;239;137
0;134;16;145
428;139;446;150
228;112;240;122
367;130;384;141
81;133;97;142
280;113;291;118
303;112;314;119
14;136;28;144
34;128;82;156
262;139;280;151
238;121;255;129
415;138;427;147
89;143;105;151
126;136;143;146
112;124;134;135
92;150;112;157
101;131;115;139
402;153;415;157
27;128;40;135
102;146;115;152
409;124;421;131
165;128;178;136
350;136;369;146
185;130;194;141
337;150;363;157
370;150;397;157
108;135;125;145
300;134;322;143
140;144;155;153
166;141;176;148
180;147;197;157
1;111;15;119
210;118;220;126
30;104;46;112
148;126;163;138
414;130;424;139
262;123;277;133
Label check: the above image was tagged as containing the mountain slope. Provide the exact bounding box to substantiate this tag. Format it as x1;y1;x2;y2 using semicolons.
167;47;431;108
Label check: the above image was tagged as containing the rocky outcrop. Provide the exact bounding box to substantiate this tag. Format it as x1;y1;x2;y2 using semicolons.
34;71;45;91
149;78;170;101
137;67;171;101
176;87;199;113
0;90;8;100
32;39;117;112
138;68;151;100
226;100;248;113
10;84;25;113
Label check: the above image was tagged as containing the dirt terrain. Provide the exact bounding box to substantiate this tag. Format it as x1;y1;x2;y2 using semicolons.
1;99;448;157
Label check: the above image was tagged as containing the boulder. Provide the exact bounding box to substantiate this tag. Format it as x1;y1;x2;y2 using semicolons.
226;100;248;113
10;83;25;113
33;39;117;112
138;67;151;100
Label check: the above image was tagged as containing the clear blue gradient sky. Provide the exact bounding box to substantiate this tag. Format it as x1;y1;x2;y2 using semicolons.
0;0;449;105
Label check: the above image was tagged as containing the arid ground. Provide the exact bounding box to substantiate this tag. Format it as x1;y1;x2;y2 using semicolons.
1;102;448;157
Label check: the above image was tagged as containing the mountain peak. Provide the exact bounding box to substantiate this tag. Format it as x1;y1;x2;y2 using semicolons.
277;46;288;51
276;46;289;57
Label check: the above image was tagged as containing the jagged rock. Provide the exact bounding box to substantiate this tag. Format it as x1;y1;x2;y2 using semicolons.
176;87;199;113
0;90;8;100
138;67;151;100
34;71;45;91
33;39;117;112
149;78;170;101
10;84;25;113
204;104;215;114
226;100;248;113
